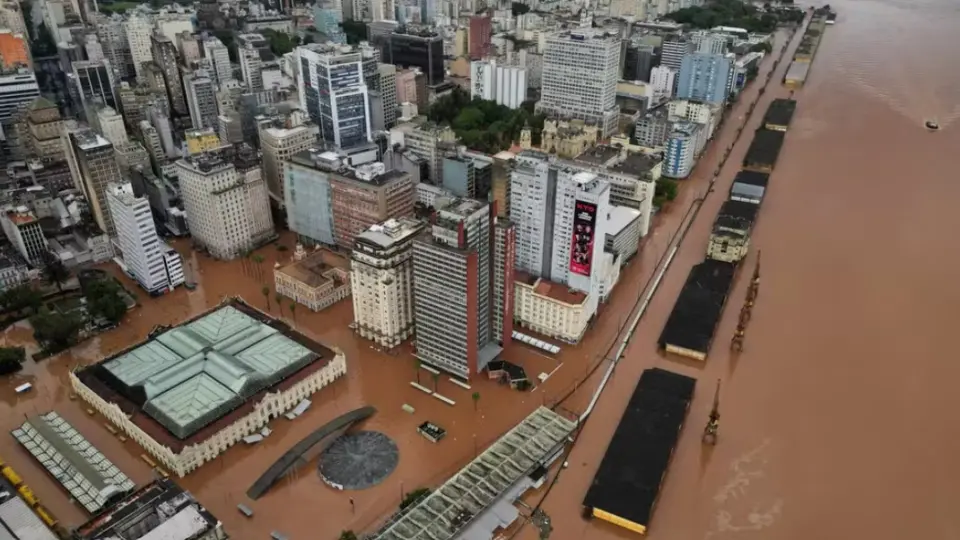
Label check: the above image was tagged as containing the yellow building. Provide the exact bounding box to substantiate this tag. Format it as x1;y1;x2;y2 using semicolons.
185;128;223;155
521;119;600;159
514;271;591;344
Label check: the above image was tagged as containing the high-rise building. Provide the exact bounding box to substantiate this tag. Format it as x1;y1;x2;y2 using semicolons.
691;30;728;55
94;106;127;146
470;60;528;109
0;70;38;137
382;29;444;86
150;32;187;116
97;15;134;79
677;52;733;105
351;217;424;348
660;35;694;72
201;36;233;85
114;140;151;177
539;29;621;136
371;63;397;130
125;13;155;81
371;0;394;21
313;1;346;43
284;148;338;246
19;97;64;163
1;209;47;266
69;130;122;236
183;69;218;129
106;182;184;293
389;121;455;184
329;161;414;249
491;150;513;218
260;123;318;203
71;60;117;111
297;44;371;150
352;0;371;20
623;43;658;82
649;65;676;100
177;31;201;64
174;145;275;259
509;150;554;277
395;67;418;105
239;44;263;93
664;122;702;179
412;198;513;379
468;15;492;59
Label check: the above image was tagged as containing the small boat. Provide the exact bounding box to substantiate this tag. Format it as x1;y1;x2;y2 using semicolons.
925;120;940;130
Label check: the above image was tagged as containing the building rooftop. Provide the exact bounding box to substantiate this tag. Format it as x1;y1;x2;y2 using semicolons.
371;407;576;540
732;170;770;187
12;411;135;514
609;152;662;178
574;145;621;168
657;260;736;355
72;130;111;152
515;270;588;305
5;208;37;225
606;206;642;236
743;129;785;168
354;218;424;251
75;299;337;448
74;478;220;540
275;248;349;289
763;98;797;128
582;368;695;533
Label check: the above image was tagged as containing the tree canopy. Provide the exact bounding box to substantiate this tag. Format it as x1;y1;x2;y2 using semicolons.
0;347;25;376
83;278;127;325
427;87;545;153
663;0;797;33
511;2;531;15
261;29;301;56
0;285;43;314
31;309;83;352
340;20;367;45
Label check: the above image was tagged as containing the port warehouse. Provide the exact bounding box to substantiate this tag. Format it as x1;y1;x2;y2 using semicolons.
659;100;794;361
786;13;830;87
582;368;696;535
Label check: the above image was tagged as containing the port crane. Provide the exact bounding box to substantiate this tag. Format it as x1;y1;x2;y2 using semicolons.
731;251;761;353
702;379;721;445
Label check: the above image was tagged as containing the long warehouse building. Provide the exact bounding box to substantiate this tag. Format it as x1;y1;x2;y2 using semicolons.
583;368;696;534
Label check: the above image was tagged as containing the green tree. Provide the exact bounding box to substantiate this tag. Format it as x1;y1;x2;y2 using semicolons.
262;286;271;311
654;179;679;208
276;293;284;317
511;2;530;15
42;252;70;292
471;391;480;411
31;309;83;352
414;358;421;384
84;279;127;325
340;20;367;45
0;285;43;314
400;488;430;510
0;346;26;375
431;372;439;392
289;302;296;324
339;532;358;540
252;254;266;282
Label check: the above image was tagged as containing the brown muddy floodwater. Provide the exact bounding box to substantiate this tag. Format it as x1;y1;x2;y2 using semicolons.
526;0;960;539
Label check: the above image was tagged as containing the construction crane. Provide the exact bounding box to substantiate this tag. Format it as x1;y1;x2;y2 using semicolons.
702;379;721;445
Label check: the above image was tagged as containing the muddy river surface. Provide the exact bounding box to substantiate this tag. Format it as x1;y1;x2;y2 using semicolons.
1;0;958;539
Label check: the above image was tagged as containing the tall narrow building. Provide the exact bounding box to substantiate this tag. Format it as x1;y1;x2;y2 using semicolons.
106;182;184;293
351;218;424;349
260;123;318;204
201;36;233;86
69;130;122;236
539;29;621;136
297;44;371;150
183;69;218;129
151;32;187;116
125;13;155;81
71;60;117;111
412;198;512;379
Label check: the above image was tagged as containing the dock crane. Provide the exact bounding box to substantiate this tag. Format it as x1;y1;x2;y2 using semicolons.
731;251;761;353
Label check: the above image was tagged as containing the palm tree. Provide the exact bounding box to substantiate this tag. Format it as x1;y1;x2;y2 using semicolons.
275;293;283;317
261;286;270;310
289;302;296;324
414;359;421;384
431;372;439;393
471;391;480;412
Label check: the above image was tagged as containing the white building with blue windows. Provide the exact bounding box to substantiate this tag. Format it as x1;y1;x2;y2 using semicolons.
297;44;372;150
677;52;734;105
663;122;703;179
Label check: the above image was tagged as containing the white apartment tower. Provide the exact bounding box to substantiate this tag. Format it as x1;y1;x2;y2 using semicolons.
95;106;127;146
202;37;233;86
470;60;528;109
260;124;320;203
125;13;155;81
174;146;275;259
650;65;676;100
239;45;263;93
1;209;47;266
539;29;621;136
351;218;424;349
106;183;184;293
510;150;554;277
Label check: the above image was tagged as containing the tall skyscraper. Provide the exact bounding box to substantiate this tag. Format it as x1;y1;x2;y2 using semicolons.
174;145;275;259
97;15;134;79
664;122;702;179
329;161;414;249
150;32;187;116
106;182;184;293
351;218;424;349
370;63;397;130
412;198;514;379
539;29;621;136
371;0;394;21
72;60;117;111
201;36;233;85
0;69;39;135
677;52;733;105
239;45;263;92
297;44;372;150
382;30;444;86
125;13;155;81
468;15;492;59
69;130;122;236
184;69;218;129
94;106;127;146
470;60;528;109
1;209;47;266
660;35;694;72
623;43;659;82
259;123;318;202
284;148;338;246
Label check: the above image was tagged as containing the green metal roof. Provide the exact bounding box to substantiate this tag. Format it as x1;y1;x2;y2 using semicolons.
103;306;318;439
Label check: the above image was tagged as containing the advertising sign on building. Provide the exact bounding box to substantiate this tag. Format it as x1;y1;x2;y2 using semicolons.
569;200;597;276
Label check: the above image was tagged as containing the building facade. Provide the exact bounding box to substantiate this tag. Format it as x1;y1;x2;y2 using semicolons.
539;29;621;136
470;60;528;109
663;122;702;179
106;183;183;293
677;52;734;105
1;209;46;266
175;146;275;259
351;218;423;348
383;30;444;86
284;149;338;246
69;130;121;237
260;124;319;203
297;44;371;150
274;246;351;311
330;162;414;249
184;70;218;130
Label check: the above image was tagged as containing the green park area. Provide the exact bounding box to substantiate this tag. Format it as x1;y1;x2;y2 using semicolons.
664;0;805;33
427;87;545;154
